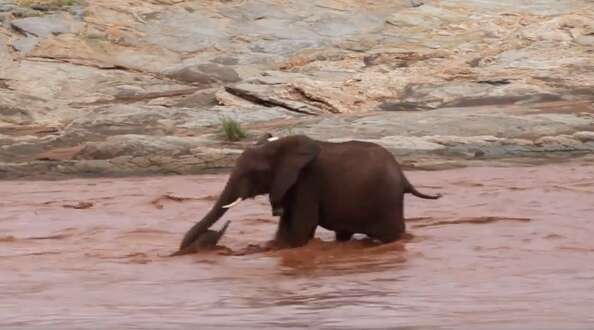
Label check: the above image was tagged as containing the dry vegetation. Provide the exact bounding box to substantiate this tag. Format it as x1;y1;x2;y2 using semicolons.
220;117;247;142
16;0;77;9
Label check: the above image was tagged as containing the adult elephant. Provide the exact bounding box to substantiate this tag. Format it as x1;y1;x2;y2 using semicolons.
179;135;441;251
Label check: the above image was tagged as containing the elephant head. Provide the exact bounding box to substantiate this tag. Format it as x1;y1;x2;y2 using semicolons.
179;135;320;250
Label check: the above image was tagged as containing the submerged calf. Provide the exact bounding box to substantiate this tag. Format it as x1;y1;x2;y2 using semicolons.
170;221;231;256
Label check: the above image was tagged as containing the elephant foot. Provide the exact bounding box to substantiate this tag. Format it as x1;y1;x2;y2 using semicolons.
264;239;289;250
267;237;313;250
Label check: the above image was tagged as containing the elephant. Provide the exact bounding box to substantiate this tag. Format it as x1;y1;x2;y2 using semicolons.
178;134;441;251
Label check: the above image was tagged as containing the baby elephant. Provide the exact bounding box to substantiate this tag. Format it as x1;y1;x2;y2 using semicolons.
170;220;231;256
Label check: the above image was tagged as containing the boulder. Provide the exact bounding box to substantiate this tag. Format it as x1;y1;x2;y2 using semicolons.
11;35;38;54
163;63;241;85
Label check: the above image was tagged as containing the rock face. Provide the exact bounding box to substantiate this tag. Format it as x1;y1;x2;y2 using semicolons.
11;13;83;37
0;0;593;178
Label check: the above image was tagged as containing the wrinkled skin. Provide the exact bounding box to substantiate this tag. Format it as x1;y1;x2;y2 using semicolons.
179;135;441;251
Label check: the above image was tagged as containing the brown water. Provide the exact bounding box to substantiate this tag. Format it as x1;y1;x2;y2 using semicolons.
1;162;594;329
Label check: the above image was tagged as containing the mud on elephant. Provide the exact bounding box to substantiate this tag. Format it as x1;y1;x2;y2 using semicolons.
178;135;441;251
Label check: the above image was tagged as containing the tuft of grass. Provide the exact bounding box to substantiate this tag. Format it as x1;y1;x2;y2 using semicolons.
220;116;247;142
82;31;109;42
17;0;77;10
285;125;299;136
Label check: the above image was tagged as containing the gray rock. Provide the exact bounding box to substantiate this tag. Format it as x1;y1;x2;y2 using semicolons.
0;3;18;13
195;64;241;83
111;85;146;99
0;137;48;162
573;131;594;142
0;104;33;125
575;35;594;46
11;14;82;37
0;12;12;25
141;9;227;53
211;56;239;65
64;104;181;138
163;63;240;84
169;89;218;108
11;35;38;54
385;5;461;29
0;36;10;65
76;135;207;160
370;136;446;152
300;105;594;145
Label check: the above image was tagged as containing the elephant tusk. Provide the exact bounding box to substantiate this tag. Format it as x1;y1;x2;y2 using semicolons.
222;197;242;209
267;136;279;142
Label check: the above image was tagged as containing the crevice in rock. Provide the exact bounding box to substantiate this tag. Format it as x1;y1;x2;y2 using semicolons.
26;56;131;70
224;85;322;116
25;56;176;83
289;85;341;114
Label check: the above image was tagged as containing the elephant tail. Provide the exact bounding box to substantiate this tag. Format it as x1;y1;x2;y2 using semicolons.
403;175;442;200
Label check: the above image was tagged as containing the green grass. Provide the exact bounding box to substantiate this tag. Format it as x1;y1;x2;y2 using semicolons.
82;32;108;42
17;0;77;9
285;125;299;136
220;117;247;142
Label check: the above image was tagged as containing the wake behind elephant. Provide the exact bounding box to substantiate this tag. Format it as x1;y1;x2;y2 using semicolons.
179;135;441;252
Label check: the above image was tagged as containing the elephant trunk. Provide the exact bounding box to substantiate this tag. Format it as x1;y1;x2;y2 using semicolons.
179;176;240;250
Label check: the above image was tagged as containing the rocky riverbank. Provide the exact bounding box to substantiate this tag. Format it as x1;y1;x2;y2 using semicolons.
1;0;593;178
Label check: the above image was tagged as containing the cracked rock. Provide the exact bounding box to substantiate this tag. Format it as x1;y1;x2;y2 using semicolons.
11;13;82;38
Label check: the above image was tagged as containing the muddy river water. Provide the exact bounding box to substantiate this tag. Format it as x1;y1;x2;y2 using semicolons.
1;161;594;329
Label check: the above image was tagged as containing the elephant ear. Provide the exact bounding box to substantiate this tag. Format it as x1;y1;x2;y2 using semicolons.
270;136;320;205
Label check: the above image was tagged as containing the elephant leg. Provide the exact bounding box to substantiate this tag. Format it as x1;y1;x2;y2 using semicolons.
274;210;292;246
369;218;405;243
335;231;353;242
288;196;319;246
274;206;317;248
274;179;319;248
369;196;405;243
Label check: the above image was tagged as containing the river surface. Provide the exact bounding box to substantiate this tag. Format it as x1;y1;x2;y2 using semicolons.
1;161;594;329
